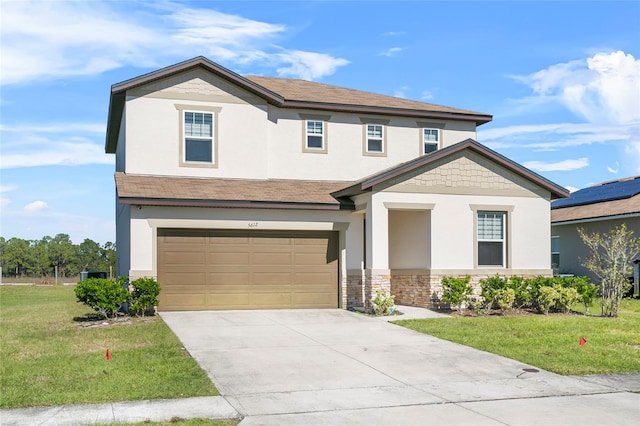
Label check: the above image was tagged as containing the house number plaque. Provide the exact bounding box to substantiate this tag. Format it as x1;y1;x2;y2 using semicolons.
248;222;259;228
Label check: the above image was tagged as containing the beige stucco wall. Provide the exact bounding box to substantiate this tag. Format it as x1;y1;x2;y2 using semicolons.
388;210;431;269
552;216;640;283
120;68;478;182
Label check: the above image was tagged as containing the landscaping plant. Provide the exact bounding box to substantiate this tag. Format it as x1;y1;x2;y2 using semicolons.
74;277;128;319
578;224;640;317
128;277;161;316
440;275;473;311
371;291;395;316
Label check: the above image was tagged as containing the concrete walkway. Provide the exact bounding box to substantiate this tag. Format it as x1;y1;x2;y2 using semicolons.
2;306;639;425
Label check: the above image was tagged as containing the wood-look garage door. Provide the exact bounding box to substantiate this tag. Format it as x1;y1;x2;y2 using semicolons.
157;229;339;310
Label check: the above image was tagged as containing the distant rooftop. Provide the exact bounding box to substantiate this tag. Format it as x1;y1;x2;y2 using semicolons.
551;176;640;210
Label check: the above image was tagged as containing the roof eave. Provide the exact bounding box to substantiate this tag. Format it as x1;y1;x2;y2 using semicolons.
118;197;355;211
282;101;492;125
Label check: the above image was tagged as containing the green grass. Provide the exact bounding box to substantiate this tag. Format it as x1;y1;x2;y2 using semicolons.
0;285;218;408
394;298;640;376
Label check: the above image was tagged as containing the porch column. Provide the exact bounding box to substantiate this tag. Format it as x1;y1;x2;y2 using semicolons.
364;197;391;307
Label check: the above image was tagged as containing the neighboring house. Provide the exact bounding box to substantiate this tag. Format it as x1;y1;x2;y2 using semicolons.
551;176;640;285
105;56;568;311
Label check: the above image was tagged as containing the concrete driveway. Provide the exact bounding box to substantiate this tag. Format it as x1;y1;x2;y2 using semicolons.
161;308;640;425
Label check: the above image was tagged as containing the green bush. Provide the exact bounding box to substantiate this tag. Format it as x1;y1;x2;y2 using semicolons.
128;277;161;316
371;291;395;316
496;288;516;311
480;274;508;309
441;275;473;310
74;278;128;319
507;276;532;308
537;286;559;315
556;286;580;313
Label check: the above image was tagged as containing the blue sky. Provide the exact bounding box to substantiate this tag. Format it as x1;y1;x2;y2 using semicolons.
1;0;639;245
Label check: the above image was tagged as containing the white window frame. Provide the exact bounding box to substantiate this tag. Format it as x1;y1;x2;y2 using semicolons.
423;128;439;154
551;236;560;270
366;124;384;153
477;211;506;268
183;110;214;164
174;104;222;168
305;120;324;150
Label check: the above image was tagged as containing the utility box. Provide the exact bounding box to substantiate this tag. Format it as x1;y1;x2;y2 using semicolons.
79;271;108;281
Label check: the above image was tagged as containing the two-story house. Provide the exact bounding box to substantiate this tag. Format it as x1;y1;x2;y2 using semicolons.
105;56;568;311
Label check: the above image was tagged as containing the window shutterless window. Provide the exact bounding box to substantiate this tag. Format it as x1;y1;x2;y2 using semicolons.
366;124;384;153
477;211;506;267
551;236;560;269
306;120;324;149
184;111;213;163
423;128;439;154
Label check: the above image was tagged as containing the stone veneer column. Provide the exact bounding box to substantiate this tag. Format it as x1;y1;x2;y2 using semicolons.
364;270;391;310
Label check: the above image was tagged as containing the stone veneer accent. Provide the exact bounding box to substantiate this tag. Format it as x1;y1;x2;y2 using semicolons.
347;272;391;310
391;273;551;310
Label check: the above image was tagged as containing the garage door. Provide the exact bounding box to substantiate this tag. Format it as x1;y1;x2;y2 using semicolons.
157;229;339;310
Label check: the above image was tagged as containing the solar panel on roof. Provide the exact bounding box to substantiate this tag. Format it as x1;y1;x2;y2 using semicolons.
551;177;640;209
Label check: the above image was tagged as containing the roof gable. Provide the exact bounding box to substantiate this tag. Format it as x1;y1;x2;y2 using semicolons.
332;139;569;200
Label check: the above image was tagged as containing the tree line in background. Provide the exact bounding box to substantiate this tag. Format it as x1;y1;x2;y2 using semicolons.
0;234;115;278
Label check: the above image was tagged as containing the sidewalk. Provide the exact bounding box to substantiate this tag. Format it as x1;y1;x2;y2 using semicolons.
0;396;239;426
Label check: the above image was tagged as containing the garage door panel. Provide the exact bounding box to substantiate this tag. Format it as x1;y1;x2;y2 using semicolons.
208;252;251;265
163;251;207;265
158;229;338;310
209;272;250;284
252;252;292;266
206;293;250;308
250;292;292;306
162;272;206;285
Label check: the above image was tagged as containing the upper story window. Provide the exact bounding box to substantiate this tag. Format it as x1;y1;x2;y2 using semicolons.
366;124;384;153
423;128;439;154
175;104;221;168
477;211;506;267
184;111;213;163
306;120;324;150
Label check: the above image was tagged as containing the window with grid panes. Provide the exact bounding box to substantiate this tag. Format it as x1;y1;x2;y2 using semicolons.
367;124;384;153
306;120;324;149
423;128;439;154
184;111;213;163
477;211;505;267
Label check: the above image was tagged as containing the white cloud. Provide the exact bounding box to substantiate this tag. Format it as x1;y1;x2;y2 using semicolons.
274;50;350;81
625;141;640;173
0;123;104;133
379;47;403;57
394;86;409;99
0;185;17;193
0;1;349;84
1;140;113;168
1;198;10;207
24;201;48;212
607;162;619;174
421;90;434;100
510;51;640;125
565;186;580;193
381;31;406;36
523;158;589;172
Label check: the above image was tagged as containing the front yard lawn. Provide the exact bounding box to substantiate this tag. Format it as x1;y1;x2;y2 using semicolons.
0;285;218;408
394;298;640;375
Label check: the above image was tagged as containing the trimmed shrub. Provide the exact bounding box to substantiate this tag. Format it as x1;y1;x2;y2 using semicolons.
556;286;580;313
371;291;395;316
441;275;473;311
537;286;559;315
496;288;516;311
128;277;161;316
507;276;532;308
75;278;128;319
480;274;508;309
